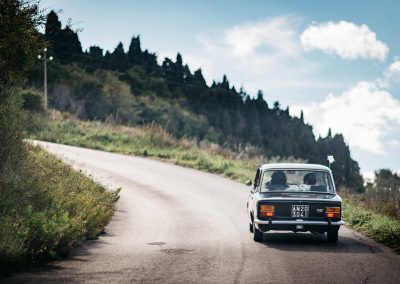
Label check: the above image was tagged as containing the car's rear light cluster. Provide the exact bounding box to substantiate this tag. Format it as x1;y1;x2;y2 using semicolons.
325;207;341;219
259;205;275;217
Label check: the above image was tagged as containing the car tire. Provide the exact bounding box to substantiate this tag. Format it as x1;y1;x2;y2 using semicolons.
249;222;254;233
327;229;339;243
253;223;263;242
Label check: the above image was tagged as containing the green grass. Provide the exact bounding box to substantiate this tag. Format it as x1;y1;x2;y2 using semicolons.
343;200;400;253
27;111;400;254
27;111;303;183
0;144;119;275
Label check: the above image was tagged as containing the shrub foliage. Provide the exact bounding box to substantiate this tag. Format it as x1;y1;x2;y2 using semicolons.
0;1;118;274
0;145;118;274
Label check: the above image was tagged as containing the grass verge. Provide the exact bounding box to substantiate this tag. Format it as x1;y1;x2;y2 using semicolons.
0;144;119;275
343;200;400;253
27;111;400;254
27;111;303;183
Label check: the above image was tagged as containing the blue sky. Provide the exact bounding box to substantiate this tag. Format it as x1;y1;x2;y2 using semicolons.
42;0;400;174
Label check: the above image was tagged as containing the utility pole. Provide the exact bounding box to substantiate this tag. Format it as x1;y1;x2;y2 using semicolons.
37;48;53;110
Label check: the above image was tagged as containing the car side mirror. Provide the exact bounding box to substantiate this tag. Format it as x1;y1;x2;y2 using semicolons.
246;180;253;186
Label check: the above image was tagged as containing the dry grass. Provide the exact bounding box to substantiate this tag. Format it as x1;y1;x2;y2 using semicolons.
28;110;304;183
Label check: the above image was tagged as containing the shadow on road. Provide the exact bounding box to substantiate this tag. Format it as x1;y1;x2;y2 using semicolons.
2;238;111;284
259;232;382;254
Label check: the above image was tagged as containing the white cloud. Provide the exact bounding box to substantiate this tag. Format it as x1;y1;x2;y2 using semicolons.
388;139;400;147
388;58;400;72
294;80;400;154
378;58;400;87
300;21;388;61
183;16;334;96
225;16;299;57
181;16;399;171
362;172;375;183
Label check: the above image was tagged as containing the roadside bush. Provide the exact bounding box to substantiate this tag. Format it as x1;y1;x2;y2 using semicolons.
0;145;119;274
0;94;25;173
23;110;48;134
343;200;400;253
20;89;43;112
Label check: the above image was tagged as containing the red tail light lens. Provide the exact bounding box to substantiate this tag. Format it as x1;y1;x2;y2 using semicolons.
260;205;275;217
325;207;341;219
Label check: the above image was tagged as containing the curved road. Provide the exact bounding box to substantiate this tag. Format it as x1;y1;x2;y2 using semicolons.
7;141;400;283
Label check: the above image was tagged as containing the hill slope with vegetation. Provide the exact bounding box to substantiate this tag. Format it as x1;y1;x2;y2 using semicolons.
0;0;118;274
27;111;400;253
25;10;364;192
0;144;118;274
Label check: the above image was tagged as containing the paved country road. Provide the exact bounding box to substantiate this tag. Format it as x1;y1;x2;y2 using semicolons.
5;141;400;284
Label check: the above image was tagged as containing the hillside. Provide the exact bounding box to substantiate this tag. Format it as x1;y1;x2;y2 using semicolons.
26;111;400;253
0;1;118;273
26;10;363;192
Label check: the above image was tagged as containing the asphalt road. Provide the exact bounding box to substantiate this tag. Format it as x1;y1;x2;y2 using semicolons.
5;141;400;283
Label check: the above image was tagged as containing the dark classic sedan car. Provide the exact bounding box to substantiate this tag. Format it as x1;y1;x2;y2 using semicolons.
247;163;344;243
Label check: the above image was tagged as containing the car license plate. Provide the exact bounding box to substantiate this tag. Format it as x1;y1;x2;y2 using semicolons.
292;205;309;218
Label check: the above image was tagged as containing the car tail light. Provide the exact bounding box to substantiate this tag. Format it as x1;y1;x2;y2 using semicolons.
325;207;340;219
260;205;275;217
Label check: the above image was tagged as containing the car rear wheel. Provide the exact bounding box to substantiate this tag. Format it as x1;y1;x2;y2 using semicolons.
249;222;253;233
327;229;339;243
253;223;263;242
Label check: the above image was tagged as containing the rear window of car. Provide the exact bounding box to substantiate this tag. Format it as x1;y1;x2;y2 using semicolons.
260;169;334;193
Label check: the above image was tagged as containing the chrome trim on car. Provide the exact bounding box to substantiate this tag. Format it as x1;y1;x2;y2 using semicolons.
254;219;345;226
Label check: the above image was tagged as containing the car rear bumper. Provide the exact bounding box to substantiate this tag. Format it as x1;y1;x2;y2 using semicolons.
254;219;345;225
254;218;345;232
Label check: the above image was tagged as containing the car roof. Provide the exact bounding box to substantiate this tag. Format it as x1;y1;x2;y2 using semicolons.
260;163;331;172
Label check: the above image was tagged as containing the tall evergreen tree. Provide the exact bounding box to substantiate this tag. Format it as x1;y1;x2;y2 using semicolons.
45;10;61;44
193;69;206;85
220;75;230;89
89;46;103;58
174;53;184;83
127;36;141;64
105;42;126;70
44;10;82;60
